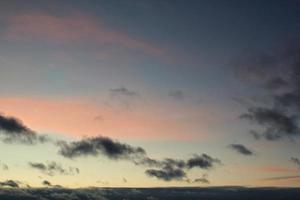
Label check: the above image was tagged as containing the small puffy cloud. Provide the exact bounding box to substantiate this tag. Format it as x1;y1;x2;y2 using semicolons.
229;144;254;156
186;154;221;169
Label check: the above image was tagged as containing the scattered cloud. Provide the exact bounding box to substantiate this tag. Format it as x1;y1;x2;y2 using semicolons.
235;41;300;141
240;107;299;140
29;161;79;176
229;144;254;156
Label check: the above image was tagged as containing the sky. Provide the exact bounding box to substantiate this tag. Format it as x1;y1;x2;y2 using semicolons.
0;0;299;188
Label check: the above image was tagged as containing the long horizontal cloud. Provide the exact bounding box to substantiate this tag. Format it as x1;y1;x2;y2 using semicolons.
0;113;48;144
145;167;187;181
235;41;300;141
262;175;300;181
57;136;146;160
29;161;79;176
5;13;163;56
229;144;254;156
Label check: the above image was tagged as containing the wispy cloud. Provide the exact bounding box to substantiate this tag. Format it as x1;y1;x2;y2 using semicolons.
5;12;164;56
193;174;210;184
29;161;79;176
108;87;141;109
169;90;185;101
262;175;300;181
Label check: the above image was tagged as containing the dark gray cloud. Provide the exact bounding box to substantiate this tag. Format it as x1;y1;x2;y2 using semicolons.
57;136;146;160
145;166;187;181
0;180;19;188
42;180;51;187
0;113;49;144
42;180;62;188
235;42;300;141
290;157;300;168
229;144;254;156
139;157;186;169
169;90;184;101
240;107;299;140
142;154;221;182
186;154;221;169
140;154;221;170
29;161;79;176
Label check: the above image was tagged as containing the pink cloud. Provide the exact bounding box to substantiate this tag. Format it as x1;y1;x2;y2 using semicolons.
237;165;299;173
5;12;164;56
0;97;213;141
259;166;299;173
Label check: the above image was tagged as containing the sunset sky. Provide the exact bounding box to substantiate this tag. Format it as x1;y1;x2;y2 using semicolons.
0;0;299;188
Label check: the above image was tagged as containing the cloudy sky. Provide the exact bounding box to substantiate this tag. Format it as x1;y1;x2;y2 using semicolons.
0;0;299;188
